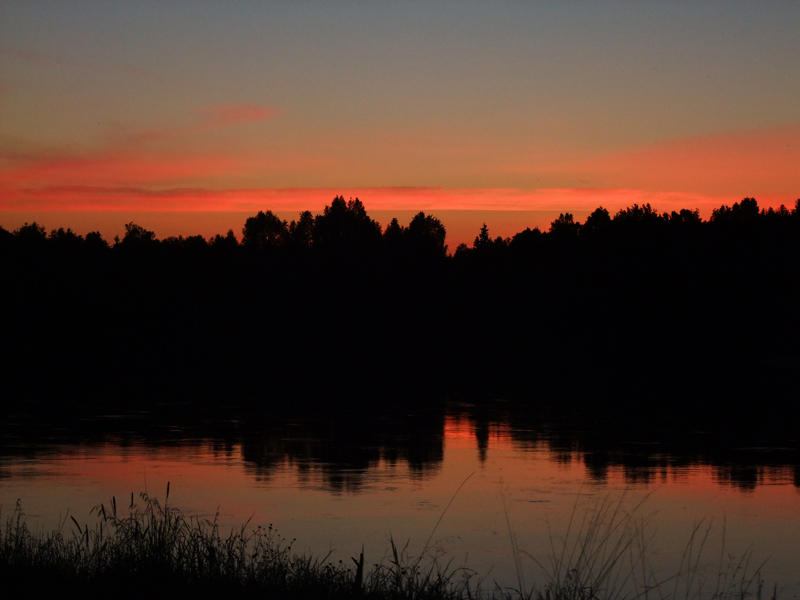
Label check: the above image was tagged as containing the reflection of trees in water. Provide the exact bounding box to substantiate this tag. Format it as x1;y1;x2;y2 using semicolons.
239;412;446;493
0;405;447;494
455;403;800;492
2;400;798;493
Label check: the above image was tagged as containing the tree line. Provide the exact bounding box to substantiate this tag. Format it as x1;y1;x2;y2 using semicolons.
3;195;798;259
2;194;799;406
0;196;447;258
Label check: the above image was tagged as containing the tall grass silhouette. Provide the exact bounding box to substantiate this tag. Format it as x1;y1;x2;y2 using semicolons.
503;491;775;600
0;487;778;600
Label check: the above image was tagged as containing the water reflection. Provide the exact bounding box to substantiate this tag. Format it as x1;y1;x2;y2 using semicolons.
1;400;798;492
458;403;800;492
2;400;799;594
239;413;446;493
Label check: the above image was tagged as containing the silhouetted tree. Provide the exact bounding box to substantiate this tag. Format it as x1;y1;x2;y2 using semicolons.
383;218;404;243
405;212;447;256
242;211;288;249
761;204;792;221
13;222;47;245
710;198;760;225
210;229;239;250
182;235;208;252
0;225;13;249
549;212;580;237
453;242;471;258
161;235;184;248
48;227;84;250
118;222;157;247
312;196;381;249
288;211;315;247
382;218;406;258
509;227;542;251
84;231;109;251
473;223;491;250
582;207;611;234
613;203;663;226
668;208;702;225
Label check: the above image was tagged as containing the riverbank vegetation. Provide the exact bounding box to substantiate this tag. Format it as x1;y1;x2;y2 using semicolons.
0;490;776;600
1;196;799;405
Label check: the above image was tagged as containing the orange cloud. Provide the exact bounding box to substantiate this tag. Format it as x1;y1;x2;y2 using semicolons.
0;152;248;188
197;103;281;128
579;123;800;197
116;103;281;146
2;185;792;215
0;101;291;191
0;102;284;190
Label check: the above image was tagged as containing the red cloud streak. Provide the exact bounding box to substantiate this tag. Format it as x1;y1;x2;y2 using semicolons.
198;103;281;128
580;123;800;196
1;185;794;216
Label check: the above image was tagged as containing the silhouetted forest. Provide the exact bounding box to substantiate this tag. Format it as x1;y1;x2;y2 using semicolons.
2;196;799;412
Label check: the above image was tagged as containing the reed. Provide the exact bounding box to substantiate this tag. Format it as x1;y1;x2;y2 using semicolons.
0;489;778;600
0;487;473;600
500;492;776;600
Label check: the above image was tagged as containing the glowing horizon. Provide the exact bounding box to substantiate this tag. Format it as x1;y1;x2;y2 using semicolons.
1;2;798;238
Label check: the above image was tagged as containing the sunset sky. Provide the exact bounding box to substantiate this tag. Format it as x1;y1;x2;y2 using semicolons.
1;1;798;244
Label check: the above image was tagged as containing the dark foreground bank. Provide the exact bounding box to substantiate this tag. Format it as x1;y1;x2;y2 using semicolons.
2;196;799;408
1;490;776;600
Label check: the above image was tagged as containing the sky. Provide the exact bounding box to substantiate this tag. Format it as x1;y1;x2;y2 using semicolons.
1;1;799;244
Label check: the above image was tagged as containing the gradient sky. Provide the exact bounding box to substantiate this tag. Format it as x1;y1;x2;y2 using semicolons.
1;1;799;241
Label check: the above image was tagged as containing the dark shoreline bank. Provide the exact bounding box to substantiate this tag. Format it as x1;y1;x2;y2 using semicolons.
2;196;799;408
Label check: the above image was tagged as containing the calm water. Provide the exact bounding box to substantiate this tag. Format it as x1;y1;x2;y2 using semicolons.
1;402;798;596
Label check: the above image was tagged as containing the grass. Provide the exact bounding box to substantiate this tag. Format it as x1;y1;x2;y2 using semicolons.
505;492;776;600
0;487;780;600
0;486;472;600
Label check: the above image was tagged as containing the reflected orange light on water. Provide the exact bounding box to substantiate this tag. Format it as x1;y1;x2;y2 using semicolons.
1;416;798;590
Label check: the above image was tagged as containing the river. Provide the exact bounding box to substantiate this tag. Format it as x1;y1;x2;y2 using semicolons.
1;400;798;597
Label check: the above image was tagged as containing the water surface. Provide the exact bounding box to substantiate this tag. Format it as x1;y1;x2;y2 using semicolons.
1;402;798;595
